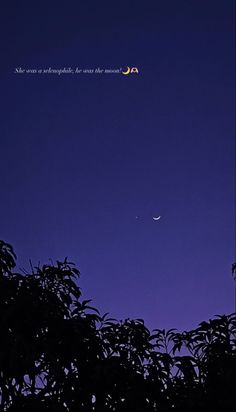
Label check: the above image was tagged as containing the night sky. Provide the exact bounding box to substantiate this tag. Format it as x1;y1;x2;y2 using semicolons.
1;1;235;331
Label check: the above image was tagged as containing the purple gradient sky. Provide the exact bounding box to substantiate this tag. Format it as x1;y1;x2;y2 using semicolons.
1;1;235;331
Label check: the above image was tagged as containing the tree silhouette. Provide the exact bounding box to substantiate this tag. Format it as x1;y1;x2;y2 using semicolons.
0;240;235;411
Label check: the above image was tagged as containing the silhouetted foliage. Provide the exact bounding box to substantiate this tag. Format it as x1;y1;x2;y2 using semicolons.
0;240;235;411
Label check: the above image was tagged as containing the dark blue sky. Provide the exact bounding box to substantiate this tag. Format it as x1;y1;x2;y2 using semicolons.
1;1;235;331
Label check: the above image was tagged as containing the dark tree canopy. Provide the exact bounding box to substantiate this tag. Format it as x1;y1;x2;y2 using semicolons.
0;240;235;412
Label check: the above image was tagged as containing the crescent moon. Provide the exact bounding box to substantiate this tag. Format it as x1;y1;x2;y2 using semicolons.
153;216;161;221
122;66;131;75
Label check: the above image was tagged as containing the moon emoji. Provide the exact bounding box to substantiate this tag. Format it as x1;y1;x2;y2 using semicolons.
122;66;131;75
153;216;161;221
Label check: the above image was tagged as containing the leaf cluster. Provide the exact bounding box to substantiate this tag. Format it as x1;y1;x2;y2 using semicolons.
0;241;235;412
